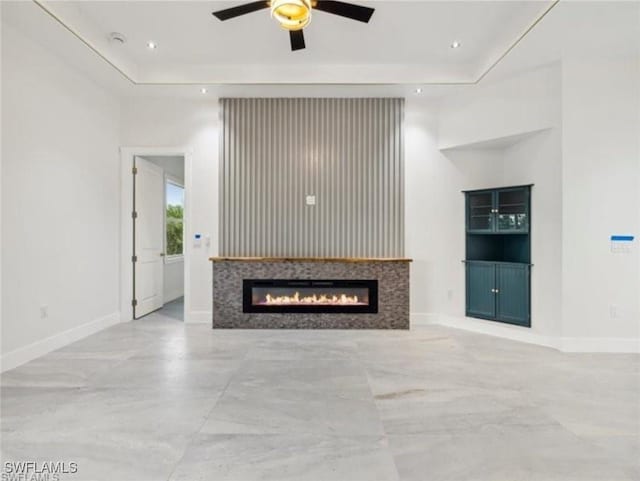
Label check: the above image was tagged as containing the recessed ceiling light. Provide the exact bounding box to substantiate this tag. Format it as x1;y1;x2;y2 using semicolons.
415;88;422;94
147;41;157;50
201;87;208;94
450;41;461;49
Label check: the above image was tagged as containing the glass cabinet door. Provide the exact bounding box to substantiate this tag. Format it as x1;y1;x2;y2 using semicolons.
467;191;494;232
496;188;528;232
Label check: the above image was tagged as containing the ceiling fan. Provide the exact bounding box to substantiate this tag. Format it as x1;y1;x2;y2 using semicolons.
212;0;375;51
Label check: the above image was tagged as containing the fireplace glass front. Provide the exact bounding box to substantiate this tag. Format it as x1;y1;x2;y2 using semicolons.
243;279;378;314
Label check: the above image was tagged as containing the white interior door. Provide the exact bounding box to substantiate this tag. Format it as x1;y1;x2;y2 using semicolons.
134;156;164;318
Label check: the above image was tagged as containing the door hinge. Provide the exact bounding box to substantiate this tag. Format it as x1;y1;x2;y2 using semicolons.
131;299;138;307
131;255;137;263
131;211;138;219
132;166;138;175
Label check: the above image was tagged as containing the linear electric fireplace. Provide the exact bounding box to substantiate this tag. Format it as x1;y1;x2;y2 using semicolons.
243;279;378;314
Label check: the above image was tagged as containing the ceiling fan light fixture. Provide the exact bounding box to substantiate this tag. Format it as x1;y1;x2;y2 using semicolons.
271;0;312;31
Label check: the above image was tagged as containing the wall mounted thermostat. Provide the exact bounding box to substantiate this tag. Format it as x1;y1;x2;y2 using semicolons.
194;233;202;247
610;235;634;254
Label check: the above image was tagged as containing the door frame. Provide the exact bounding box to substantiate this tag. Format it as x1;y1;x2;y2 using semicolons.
119;147;193;322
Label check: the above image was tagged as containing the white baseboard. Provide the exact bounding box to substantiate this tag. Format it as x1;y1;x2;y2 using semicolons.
163;291;184;304
185;310;211;324
559;337;640;353
436;314;558;349
1;312;122;372
435;314;640;353
410;312;439;327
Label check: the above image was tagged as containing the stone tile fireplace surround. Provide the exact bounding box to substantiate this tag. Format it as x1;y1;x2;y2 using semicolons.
210;258;411;329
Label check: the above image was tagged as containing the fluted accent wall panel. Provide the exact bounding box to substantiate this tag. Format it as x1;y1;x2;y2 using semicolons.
220;98;404;257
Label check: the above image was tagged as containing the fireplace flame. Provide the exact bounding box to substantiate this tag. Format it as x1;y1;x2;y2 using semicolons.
263;291;364;306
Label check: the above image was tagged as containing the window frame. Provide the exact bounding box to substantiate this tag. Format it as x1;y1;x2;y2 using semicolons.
164;174;185;264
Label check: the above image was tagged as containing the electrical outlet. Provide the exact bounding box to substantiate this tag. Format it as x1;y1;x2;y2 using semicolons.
305;195;316;206
40;305;48;319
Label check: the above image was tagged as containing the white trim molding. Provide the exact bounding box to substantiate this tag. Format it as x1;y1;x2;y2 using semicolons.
31;0;559;86
558;337;640;354
434;314;640;353
410;312;439;327
1;312;121;372
436;314;558;349
186;311;212;324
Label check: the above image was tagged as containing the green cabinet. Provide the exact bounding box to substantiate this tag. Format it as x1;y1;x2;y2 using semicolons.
466;262;496;319
496;188;529;233
464;185;532;328
496;263;530;326
466;261;530;326
467;191;494;233
466;187;529;234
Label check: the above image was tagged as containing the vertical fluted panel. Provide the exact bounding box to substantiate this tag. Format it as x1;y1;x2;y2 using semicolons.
220;98;404;257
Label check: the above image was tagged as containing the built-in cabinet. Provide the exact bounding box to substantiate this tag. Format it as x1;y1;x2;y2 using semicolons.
467;187;529;233
465;186;531;327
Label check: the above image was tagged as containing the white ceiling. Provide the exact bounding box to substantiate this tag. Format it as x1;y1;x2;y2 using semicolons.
11;0;556;84
2;1;638;98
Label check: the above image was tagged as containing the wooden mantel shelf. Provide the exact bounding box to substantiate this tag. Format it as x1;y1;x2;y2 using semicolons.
209;256;412;263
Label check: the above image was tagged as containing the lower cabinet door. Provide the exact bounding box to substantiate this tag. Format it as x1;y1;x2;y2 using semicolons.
496;264;530;326
466;262;496;319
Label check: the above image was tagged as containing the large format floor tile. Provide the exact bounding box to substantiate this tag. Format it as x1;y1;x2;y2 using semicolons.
1;315;638;481
388;425;638;481
169;433;399;481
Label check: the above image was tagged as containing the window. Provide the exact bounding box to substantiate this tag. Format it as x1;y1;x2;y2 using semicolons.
165;179;184;258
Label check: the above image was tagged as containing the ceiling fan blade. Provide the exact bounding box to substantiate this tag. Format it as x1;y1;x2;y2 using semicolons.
290;30;306;51
313;1;374;22
212;1;270;21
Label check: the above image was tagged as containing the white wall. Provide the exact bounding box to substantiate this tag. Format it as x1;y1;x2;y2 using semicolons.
141;155;185;304
438;65;561;150
433;54;639;351
408;65;563;347
1;22;121;368
501;130;563;339
404;99;505;325
119;88;566;343
561;57;640;349
121;96;456;326
120;99;219;322
405;97;450;324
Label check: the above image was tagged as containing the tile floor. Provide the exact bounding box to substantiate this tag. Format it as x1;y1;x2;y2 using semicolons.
155;297;184;321
1;312;638;481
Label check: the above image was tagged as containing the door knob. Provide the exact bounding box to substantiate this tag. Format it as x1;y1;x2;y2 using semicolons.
160;253;165;257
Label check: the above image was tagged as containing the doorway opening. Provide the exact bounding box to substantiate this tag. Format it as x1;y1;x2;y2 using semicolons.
133;155;186;321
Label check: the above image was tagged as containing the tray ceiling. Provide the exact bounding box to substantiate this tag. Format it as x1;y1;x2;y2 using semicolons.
18;0;557;85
